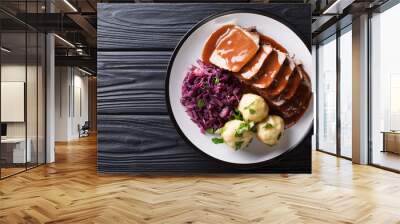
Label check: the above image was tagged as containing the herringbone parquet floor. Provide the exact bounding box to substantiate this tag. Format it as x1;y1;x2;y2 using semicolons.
1;135;400;224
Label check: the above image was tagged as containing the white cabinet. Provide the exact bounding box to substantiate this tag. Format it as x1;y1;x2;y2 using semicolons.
1;138;32;163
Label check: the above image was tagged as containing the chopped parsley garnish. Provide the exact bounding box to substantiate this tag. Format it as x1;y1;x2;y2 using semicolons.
234;122;252;137
264;123;274;129
206;128;214;134
249;121;257;132
215;127;225;135
234;132;243;137
232;108;243;120
244;101;255;110
212;77;220;84
235;141;244;150
197;99;205;109
244;101;257;115
212;138;224;144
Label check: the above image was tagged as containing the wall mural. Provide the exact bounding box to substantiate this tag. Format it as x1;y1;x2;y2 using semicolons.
97;3;312;173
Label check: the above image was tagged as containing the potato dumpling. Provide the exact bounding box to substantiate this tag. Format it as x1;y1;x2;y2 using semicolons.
238;93;268;122
256;115;284;146
221;120;253;150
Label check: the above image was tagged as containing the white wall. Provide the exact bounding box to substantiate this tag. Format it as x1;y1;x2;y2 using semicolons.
1;64;25;81
72;73;89;138
1;82;25;122
54;66;89;141
1;64;26;139
55;66;70;141
1;64;41;138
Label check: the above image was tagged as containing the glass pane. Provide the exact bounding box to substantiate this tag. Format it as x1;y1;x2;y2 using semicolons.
38;32;45;165
371;4;400;171
317;36;337;154
26;0;38;169
27;31;38;169
0;1;46;178
1;30;27;177
339;28;352;158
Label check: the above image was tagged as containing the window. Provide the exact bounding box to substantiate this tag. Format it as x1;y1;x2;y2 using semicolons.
316;24;353;159
339;27;352;158
370;3;400;171
317;36;337;154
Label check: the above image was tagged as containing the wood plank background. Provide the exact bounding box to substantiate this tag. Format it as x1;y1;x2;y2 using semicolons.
98;3;311;50
97;3;312;173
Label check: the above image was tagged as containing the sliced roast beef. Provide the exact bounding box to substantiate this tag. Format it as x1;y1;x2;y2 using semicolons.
267;56;296;96
252;49;286;89
238;44;273;80
282;64;304;100
209;25;260;72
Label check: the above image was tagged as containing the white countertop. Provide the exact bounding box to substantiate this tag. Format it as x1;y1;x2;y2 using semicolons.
1;138;29;143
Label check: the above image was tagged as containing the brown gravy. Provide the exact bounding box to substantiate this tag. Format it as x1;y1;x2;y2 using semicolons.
239;45;271;79
202;25;234;64
283;66;303;100
267;59;295;96
202;25;259;72
253;50;284;88
259;34;287;54
280;83;312;128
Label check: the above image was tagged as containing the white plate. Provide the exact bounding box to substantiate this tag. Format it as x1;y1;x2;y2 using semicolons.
166;11;313;165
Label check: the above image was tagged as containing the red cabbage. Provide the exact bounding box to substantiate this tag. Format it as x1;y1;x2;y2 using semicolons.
181;60;243;133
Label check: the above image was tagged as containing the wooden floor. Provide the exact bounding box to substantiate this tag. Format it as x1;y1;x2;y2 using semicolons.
0;135;400;224
1;167;26;178
372;150;400;171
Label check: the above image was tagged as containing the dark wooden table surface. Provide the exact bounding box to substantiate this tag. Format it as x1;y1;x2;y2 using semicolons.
97;3;312;173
